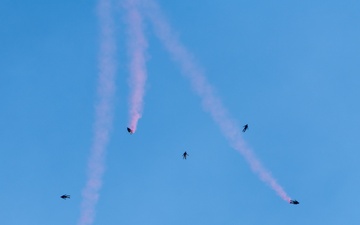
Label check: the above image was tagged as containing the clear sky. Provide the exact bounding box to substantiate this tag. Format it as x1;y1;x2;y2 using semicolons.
1;0;360;224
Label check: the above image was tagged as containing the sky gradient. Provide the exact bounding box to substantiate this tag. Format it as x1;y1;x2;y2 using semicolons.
1;0;360;224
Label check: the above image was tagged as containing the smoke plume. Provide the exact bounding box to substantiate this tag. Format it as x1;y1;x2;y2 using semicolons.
125;0;148;133
78;0;117;224
142;0;291;202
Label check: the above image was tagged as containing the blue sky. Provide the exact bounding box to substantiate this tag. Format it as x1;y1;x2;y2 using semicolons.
1;0;360;224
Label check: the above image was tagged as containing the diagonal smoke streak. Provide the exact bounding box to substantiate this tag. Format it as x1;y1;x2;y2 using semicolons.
78;0;117;224
125;0;148;133
141;0;291;202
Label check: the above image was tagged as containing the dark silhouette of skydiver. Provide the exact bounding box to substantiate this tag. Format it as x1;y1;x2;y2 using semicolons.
183;151;189;159
60;194;70;200
127;127;134;134
242;124;248;132
290;200;300;205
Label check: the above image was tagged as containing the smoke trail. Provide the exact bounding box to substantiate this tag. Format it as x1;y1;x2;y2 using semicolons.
141;0;291;202
125;0;148;133
78;0;116;224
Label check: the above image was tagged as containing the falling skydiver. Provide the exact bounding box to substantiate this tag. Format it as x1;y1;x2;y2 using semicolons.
242;124;248;132
290;200;299;205
127;127;134;134
183;151;189;159
60;194;70;200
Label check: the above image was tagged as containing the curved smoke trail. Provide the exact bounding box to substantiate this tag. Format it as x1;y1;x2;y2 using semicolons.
141;0;291;202
78;0;117;224
125;0;148;133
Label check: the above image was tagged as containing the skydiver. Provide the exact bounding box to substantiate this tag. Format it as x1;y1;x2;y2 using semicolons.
60;194;70;200
182;151;189;159
127;127;134;134
290;200;299;205
242;124;248;132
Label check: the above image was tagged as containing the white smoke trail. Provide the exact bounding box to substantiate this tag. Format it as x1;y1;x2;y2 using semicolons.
78;0;117;224
141;0;291;202
124;0;148;133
